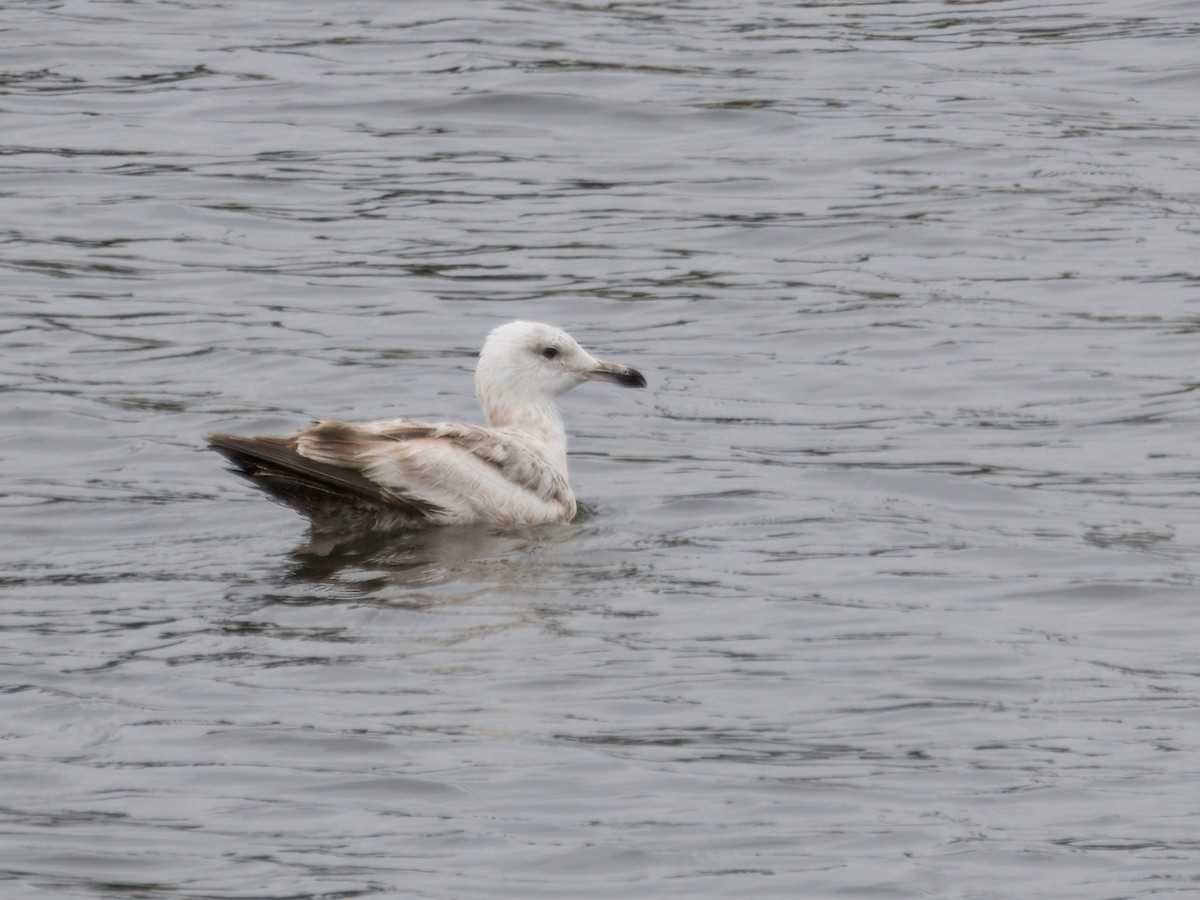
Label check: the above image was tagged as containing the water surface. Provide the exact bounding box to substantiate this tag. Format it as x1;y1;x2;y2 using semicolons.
4;1;1200;897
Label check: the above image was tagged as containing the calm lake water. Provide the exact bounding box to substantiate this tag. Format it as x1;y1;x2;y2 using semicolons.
4;1;1200;897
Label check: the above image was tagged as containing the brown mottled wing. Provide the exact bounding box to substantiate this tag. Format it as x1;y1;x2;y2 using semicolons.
294;419;573;522
207;431;445;524
368;420;565;501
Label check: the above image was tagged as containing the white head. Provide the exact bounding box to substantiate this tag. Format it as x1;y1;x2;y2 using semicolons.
475;321;646;429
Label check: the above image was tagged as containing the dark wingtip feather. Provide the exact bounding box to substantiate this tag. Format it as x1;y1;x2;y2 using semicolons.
206;431;445;527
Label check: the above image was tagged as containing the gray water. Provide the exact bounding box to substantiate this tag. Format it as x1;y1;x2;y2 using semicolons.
4;1;1200;897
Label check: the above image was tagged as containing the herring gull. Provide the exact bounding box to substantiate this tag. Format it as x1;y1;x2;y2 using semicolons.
207;321;647;530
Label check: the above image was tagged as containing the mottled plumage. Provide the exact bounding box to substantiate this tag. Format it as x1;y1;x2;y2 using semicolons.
208;321;646;531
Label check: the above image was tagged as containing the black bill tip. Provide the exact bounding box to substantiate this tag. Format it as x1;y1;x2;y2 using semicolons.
591;364;647;388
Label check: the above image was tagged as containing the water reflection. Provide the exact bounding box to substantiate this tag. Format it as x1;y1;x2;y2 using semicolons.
285;521;586;597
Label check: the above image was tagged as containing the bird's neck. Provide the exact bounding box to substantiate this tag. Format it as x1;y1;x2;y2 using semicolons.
486;398;569;473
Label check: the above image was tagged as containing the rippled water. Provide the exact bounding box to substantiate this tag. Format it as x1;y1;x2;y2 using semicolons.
4;1;1200;897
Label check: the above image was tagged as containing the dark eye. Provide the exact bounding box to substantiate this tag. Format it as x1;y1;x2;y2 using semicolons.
541;346;559;359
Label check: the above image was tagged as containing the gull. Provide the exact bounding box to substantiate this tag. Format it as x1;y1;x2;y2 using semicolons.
207;321;647;531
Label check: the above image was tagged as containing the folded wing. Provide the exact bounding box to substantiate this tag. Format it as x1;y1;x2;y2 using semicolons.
208;418;574;530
